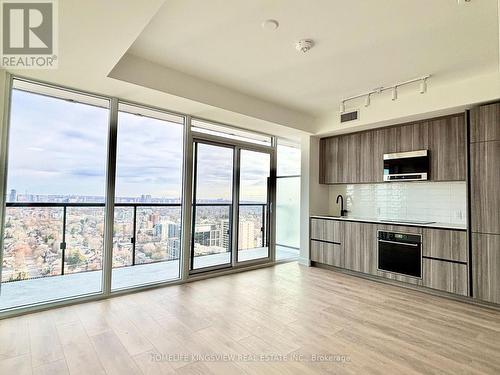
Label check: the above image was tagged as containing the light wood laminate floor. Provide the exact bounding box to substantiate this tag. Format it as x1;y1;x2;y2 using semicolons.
1;262;500;375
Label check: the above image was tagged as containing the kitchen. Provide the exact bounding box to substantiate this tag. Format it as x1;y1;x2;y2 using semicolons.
309;104;499;305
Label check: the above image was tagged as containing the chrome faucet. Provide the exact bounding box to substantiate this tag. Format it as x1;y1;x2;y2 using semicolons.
336;194;348;217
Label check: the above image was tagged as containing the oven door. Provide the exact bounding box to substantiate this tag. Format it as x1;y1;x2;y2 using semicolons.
378;237;422;278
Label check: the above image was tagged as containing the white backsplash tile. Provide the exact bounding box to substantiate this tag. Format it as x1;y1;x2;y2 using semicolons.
338;182;466;224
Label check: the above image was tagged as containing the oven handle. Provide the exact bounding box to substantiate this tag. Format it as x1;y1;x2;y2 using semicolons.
378;239;419;247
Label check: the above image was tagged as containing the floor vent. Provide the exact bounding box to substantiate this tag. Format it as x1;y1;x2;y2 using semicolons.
340;110;359;123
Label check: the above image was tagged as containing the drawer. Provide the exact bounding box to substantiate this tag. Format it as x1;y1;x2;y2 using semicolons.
310;240;343;268
310;218;343;243
423;228;467;263
422;258;468;296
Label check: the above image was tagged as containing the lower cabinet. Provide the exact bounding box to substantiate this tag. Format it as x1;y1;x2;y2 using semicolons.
422;228;467;262
473;233;500;304
309;217;476;300
422;258;468;296
310;240;343;268
343;222;377;275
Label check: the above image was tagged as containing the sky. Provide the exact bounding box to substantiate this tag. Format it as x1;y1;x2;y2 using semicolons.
6;89;294;203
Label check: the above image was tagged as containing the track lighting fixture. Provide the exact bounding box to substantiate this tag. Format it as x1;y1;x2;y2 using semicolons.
420;78;427;94
391;86;398;101
338;75;431;113
364;94;370;107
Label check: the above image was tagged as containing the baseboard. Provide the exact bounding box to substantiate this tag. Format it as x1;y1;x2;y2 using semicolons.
312;262;500;312
298;256;311;266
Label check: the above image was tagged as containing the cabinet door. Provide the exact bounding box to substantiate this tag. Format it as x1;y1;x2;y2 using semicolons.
346;133;361;183
471;140;500;234
319;136;348;184
359;131;374;183
471;102;500;143
422;258;468;296
344;222;377;275
373;129;386;182
310;240;344;267
428;115;466;181
422;229;467;262
319;137;337;183
382;126;400;154
310;219;343;243
473;233;500;304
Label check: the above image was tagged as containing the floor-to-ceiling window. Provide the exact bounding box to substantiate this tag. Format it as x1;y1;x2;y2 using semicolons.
276;140;301;260
0;78;280;314
111;104;184;290
0;79;110;310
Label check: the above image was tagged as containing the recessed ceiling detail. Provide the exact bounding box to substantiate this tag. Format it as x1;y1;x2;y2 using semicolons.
125;0;499;117
261;19;279;31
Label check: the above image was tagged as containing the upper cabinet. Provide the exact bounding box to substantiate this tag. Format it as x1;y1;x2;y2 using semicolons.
470;102;500;234
319;113;466;184
470;102;500;143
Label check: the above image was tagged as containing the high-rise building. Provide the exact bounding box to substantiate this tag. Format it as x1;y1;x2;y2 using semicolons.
9;189;16;202
167;238;180;259
238;220;255;250
221;220;230;249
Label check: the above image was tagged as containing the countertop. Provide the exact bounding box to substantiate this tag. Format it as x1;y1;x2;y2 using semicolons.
310;215;467;231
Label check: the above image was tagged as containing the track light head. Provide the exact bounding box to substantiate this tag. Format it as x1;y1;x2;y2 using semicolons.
420;78;427;94
391;86;398;101
364;94;370;107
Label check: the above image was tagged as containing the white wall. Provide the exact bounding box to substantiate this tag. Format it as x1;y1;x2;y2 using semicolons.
299;135;329;265
315;71;500;136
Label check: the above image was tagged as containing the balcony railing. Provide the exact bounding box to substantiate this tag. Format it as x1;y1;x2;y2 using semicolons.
2;201;269;283
2;202;181;283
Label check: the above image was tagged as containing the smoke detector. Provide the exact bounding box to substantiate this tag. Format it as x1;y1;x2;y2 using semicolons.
295;39;314;53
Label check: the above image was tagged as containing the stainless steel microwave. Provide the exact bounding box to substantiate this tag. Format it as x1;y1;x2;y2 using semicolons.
383;150;429;181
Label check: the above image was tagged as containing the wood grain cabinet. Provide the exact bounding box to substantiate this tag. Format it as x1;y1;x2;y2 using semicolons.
422;228;467;263
319;113;465;184
422;258;468;296
470;140;500;234
428;115;466;181
470;102;500;142
310;218;343;243
343;222;378;275
472;233;500;304
310;218;344;268
310;241;344;268
470;102;500;305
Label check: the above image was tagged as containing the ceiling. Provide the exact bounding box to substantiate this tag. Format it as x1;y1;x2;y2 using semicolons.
5;0;500;136
5;0;309;140
128;0;500;117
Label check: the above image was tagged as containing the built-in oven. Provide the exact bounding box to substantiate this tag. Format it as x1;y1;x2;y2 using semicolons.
383;150;429;181
377;230;422;278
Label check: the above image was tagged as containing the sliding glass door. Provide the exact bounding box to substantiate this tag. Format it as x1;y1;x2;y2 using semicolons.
237;149;270;263
190;139;273;272
191;142;234;271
